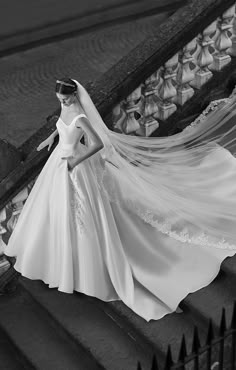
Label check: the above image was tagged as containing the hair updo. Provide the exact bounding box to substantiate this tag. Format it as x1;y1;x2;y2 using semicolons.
55;78;77;95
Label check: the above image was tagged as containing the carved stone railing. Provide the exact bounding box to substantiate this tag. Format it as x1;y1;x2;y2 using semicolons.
111;3;236;136
0;179;36;260
1;0;236;258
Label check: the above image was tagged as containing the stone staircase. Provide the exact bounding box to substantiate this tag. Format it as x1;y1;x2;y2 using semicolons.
1;0;236;367
1;76;236;369
1;91;236;370
0;252;235;369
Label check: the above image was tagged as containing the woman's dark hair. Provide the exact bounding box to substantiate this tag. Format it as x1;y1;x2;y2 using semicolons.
55;78;77;95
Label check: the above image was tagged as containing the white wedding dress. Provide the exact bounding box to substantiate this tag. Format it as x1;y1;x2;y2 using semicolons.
4;112;236;322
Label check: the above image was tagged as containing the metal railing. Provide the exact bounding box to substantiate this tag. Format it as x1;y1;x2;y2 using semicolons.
137;302;236;370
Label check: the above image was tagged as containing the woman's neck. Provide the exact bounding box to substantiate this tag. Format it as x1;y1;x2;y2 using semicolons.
62;97;83;112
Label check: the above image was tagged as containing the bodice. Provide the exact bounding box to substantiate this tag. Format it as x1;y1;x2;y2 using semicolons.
56;113;87;157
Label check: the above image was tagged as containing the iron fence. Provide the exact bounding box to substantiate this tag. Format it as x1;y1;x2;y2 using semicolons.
137;301;236;370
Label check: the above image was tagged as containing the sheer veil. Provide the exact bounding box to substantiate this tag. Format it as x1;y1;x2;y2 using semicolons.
73;79;236;250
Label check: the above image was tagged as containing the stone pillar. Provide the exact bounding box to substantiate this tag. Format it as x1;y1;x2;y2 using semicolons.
210;5;234;71
191;21;216;89
228;4;236;56
136;73;160;136
112;104;126;133
158;54;178;120
122;85;142;134
176;39;196;105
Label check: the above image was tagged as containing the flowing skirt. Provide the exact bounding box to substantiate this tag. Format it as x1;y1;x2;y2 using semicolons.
4;143;236;322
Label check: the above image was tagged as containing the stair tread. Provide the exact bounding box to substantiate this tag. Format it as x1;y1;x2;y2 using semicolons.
0;284;100;370
222;254;236;276
20;277;153;370
0;325;32;370
182;271;236;329
108;300;206;363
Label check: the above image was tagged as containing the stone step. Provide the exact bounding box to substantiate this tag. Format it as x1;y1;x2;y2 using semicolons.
0;283;102;370
82;294;158;359
95;253;236;365
0;264;19;294
3;254;236;369
180;270;236;332
20;277;153;370
106;300;207;365
0;256;11;278
0;324;35;370
221;254;236;279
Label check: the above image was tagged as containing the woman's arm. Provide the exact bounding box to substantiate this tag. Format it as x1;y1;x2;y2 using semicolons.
49;128;59;140
66;116;104;170
37;128;58;151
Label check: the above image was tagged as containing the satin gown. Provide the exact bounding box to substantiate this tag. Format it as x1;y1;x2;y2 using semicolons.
4;113;236;322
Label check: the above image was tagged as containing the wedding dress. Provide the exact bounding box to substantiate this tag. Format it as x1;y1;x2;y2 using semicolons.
4;81;236;322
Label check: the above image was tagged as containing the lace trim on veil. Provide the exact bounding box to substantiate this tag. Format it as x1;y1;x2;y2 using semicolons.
90;157;236;250
183;86;236;132
183;98;228;132
132;206;236;250
89;108;236;250
76;75;236;250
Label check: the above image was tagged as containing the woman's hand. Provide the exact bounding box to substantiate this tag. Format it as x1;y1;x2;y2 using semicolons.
61;156;79;171
37;136;54;151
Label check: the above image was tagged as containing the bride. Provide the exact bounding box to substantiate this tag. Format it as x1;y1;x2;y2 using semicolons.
4;77;236;322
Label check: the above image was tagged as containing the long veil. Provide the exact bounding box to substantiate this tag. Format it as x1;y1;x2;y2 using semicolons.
73;79;236;250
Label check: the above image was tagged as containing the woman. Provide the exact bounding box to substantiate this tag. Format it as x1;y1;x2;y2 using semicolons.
4;78;236;322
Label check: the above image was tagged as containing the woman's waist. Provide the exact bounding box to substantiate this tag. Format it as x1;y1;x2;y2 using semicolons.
58;140;86;156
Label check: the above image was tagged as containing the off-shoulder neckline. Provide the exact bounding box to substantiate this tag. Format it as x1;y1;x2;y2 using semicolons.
59;113;87;127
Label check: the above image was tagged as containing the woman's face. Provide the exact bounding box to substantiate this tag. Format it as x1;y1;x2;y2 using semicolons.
56;93;76;107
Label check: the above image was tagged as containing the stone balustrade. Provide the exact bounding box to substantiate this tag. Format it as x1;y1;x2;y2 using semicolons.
0;179;36;256
112;3;236;136
1;0;236;251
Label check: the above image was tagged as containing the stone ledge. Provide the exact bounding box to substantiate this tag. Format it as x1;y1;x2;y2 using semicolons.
0;139;22;180
0;147;50;210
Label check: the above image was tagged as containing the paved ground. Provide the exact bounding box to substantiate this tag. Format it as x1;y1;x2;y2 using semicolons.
0;11;172;148
0;0;181;54
1;0;137;37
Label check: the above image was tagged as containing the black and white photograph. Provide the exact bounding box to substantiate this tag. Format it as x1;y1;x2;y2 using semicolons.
0;0;236;369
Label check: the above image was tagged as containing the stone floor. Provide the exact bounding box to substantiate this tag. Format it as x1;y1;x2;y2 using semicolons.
1;0;139;38
1;0;181;53
0;11;172;150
